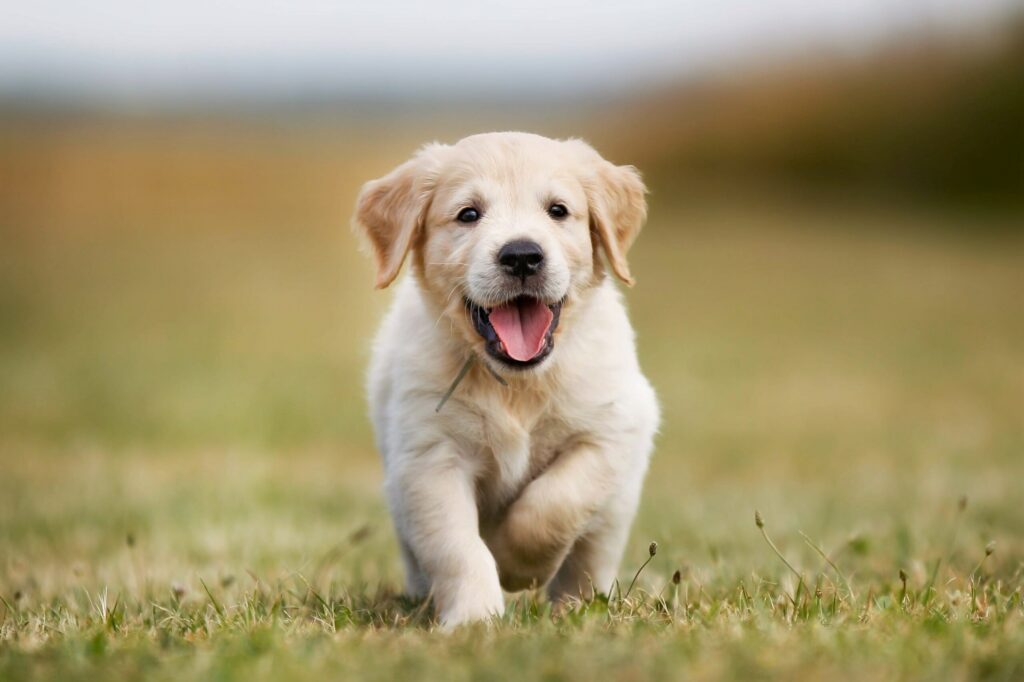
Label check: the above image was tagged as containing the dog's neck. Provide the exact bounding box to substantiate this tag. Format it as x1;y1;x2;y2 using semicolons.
435;354;505;412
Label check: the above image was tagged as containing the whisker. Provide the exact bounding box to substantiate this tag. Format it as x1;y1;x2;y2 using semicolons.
444;284;463;305
433;284;462;329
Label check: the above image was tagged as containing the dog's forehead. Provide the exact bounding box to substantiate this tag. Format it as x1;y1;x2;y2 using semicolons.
435;134;583;197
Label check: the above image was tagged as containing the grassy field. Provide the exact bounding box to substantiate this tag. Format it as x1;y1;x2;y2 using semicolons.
1;123;1023;680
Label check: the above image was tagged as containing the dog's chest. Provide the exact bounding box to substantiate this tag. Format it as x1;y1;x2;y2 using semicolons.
474;404;574;519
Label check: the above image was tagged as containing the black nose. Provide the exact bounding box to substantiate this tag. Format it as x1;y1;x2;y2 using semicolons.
497;240;545;279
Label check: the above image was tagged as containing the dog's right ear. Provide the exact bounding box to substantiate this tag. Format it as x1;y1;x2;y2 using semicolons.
354;145;443;289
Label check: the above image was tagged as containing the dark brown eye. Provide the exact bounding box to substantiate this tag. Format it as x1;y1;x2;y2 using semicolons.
456;207;480;223
548;203;569;220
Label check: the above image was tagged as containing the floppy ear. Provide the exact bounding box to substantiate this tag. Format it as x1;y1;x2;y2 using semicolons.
575;143;648;286
354;145;441;289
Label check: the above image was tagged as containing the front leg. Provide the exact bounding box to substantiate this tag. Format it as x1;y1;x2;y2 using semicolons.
486;442;616;591
546;465;647;603
387;443;504;627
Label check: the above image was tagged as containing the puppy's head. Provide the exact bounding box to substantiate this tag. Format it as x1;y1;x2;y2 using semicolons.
355;132;646;373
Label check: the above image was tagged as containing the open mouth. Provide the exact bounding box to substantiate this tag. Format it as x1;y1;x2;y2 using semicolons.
466;295;563;368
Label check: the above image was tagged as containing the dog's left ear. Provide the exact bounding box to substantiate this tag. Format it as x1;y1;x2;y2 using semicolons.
354;144;443;289
572;140;648;286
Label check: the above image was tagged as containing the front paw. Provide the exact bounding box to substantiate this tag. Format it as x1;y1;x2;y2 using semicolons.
436;577;504;628
434;551;505;628
489;525;563;592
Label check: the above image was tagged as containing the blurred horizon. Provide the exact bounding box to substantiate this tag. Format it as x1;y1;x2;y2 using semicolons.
1;0;1020;108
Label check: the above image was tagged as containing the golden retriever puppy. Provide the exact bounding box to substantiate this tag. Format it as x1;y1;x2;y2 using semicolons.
354;132;659;627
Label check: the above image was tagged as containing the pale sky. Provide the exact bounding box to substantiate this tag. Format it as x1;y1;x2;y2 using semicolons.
0;0;1016;101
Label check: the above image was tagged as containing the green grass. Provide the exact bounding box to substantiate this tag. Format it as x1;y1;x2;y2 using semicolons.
1;141;1023;680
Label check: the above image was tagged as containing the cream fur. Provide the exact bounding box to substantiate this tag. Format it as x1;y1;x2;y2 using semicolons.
354;132;659;627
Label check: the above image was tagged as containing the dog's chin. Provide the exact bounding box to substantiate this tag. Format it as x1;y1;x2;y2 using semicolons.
465;295;564;372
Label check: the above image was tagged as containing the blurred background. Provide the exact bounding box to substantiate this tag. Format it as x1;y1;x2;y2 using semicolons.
1;1;1022;599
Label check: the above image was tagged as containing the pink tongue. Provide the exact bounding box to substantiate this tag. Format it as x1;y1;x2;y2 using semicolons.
488;298;554;361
